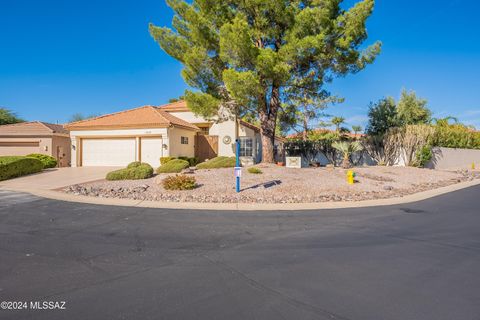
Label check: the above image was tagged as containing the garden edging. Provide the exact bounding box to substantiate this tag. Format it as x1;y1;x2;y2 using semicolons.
2;178;480;211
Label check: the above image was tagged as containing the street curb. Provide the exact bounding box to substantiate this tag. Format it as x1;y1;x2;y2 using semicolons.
2;179;480;211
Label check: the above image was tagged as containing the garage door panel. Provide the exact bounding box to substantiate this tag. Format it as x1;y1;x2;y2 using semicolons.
141;138;163;168
82;139;136;167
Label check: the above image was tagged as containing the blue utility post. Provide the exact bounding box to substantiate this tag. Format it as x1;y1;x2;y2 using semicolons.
235;139;241;193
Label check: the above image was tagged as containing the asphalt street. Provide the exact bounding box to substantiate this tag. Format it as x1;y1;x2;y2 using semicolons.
0;186;479;320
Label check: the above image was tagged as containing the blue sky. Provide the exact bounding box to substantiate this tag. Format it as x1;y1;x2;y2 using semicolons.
1;0;479;129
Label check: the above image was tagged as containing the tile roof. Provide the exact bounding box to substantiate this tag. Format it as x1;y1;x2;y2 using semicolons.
157;100;190;112
65;106;199;131
239;120;286;142
0;121;69;136
286;129;365;139
40;122;69;134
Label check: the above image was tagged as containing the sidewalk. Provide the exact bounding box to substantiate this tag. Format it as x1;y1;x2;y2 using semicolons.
0;167;119;190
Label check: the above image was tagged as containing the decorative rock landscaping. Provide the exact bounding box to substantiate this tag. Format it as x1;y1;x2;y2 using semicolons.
63;165;480;204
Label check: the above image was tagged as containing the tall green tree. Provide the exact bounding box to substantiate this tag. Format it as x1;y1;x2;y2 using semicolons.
365;97;399;135
0;108;24;125
150;0;381;162
280;94;342;141
396;89;431;125
68;113;101;123
168;96;185;103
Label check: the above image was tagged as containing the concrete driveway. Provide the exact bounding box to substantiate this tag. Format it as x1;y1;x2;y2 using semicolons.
0;167;118;190
1;185;479;320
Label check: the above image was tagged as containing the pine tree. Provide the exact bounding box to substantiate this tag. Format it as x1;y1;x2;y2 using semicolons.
0;108;23;125
280;94;343;141
150;0;381;162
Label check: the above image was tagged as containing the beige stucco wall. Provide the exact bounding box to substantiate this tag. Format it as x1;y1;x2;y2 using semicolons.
168;127;196;158
210;121;236;157
69;128;168;167
0;136;71;167
0;137;49;156
51;136;72;167
426;147;480;170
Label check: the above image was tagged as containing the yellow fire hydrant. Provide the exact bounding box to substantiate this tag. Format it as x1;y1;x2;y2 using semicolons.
347;170;355;185
472;162;476;170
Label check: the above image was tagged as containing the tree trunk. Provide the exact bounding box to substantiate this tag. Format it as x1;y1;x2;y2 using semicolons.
302;114;308;141
260;85;280;163
342;155;351;169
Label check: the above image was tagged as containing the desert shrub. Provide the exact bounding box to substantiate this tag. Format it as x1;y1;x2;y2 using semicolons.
26;153;57;168
178;156;199;167
160;157;176;165
127;161;143;168
433;124;480;150
415;145;433;168
196;156;236;169
402;124;435;166
284;140;316;158
0;156;44;181
362;127;404;166
248;167;262;174
363;124;435;167
163;174;197;190
332;141;363;169
285;131;341;166
157;159;189;173
106;163;154;181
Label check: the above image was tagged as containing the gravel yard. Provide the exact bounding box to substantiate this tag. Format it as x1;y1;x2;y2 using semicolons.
63;166;480;204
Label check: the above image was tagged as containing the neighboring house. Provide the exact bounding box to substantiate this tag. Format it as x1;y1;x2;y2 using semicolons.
66;101;285;167
0;121;71;167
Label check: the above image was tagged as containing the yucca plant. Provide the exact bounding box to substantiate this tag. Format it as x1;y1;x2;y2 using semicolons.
332;141;364;169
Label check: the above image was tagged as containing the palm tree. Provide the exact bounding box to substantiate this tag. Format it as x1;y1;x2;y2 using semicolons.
331;116;346;132
352;125;363;136
332;141;364;169
432;116;459;127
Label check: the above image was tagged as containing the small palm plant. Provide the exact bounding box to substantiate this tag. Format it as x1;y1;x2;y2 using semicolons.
331;116;346;132
332;141;364;169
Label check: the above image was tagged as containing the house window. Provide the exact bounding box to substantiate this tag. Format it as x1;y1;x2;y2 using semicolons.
181;136;189;145
198;126;210;135
239;137;253;157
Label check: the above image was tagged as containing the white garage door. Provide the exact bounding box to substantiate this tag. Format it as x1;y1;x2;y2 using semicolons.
82;138;136;167
140;137;163;168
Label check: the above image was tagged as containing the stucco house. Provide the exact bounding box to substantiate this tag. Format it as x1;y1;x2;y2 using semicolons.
0;121;71;167
66;101;284;167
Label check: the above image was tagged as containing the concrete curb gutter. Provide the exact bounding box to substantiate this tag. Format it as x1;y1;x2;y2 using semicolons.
2;179;480;211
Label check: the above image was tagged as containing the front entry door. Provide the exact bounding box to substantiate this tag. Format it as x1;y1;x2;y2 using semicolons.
195;135;218;162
